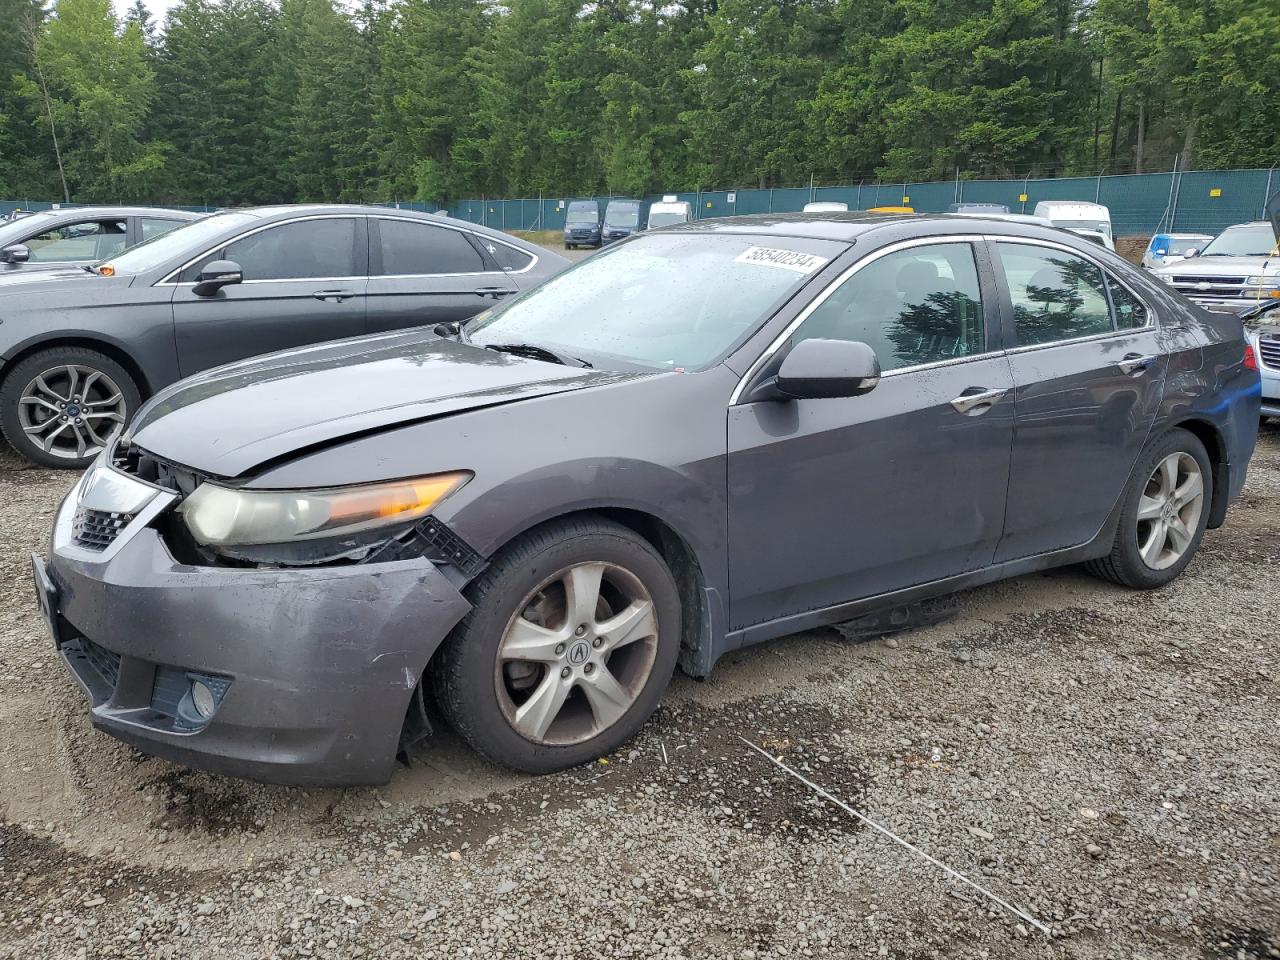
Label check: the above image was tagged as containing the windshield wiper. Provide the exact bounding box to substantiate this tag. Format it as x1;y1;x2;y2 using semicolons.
483;342;593;368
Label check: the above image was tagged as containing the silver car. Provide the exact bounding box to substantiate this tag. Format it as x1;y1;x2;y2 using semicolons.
1154;221;1278;313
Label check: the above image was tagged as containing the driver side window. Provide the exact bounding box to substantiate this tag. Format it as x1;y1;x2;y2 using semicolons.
788;243;986;372
26;220;127;262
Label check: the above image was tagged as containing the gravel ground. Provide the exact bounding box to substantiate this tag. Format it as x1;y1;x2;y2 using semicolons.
1;426;1278;960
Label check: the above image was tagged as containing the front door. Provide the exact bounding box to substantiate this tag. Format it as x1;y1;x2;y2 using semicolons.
728;238;1015;628
172;216;368;376
990;240;1166;561
366;217;516;334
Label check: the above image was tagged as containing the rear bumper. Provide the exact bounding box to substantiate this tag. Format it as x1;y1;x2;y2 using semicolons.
42;478;471;786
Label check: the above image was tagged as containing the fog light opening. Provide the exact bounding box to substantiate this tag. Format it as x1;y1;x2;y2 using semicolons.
190;680;217;719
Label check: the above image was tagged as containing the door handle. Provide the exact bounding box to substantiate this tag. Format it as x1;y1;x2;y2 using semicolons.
950;387;1008;415
313;289;353;302
474;286;514;299
1118;353;1157;375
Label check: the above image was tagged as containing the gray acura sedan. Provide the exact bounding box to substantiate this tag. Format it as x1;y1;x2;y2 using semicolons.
34;213;1261;785
0;205;563;467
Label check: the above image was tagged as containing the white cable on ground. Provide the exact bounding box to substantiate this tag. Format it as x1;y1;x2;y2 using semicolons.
738;736;1051;936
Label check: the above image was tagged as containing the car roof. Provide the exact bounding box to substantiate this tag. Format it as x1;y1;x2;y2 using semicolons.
662;210;1093;244
20;206;202;220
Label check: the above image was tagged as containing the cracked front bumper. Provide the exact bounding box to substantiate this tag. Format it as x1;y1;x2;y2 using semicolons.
40;474;471;786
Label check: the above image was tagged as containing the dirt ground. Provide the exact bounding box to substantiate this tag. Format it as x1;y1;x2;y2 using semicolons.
1;426;1278;960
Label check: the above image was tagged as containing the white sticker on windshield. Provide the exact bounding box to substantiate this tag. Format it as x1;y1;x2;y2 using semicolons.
734;246;828;274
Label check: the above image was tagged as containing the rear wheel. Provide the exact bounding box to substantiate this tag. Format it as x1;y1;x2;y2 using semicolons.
433;515;681;773
0;346;140;468
1086;428;1212;589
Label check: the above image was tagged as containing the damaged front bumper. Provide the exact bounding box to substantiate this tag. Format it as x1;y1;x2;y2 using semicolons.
37;466;472;786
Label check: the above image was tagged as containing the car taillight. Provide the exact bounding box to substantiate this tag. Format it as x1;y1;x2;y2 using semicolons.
1243;344;1258;371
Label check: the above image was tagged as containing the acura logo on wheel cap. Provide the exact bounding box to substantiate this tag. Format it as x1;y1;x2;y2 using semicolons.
568;640;591;665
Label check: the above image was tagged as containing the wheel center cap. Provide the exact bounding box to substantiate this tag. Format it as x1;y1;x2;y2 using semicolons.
567;640;591;665
1162;502;1176;523
66;404;81;417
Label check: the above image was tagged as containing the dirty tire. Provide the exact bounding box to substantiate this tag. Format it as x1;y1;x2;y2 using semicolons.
432;514;681;774
1085;427;1212;589
0;346;141;469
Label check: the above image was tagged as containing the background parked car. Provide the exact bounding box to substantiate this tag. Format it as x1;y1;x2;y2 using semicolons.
1142;232;1213;270
0;207;200;275
1033;200;1115;251
0;205;566;468
1154;220;1279;313
802;201;849;213
947;202;1010;215
1242;300;1280;420
646;196;693;228
563;200;603;248
602;199;647;244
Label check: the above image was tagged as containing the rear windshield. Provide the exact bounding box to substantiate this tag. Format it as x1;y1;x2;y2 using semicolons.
1200;224;1277;257
469;232;843;371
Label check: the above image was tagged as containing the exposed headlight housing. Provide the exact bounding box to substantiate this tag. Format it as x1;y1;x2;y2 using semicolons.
179;472;470;550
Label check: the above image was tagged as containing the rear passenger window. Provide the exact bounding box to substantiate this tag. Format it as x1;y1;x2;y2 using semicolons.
140;218;184;241
376;220;485;275
1108;278;1148;329
483;239;535;271
789;242;985;372
996;243;1112;346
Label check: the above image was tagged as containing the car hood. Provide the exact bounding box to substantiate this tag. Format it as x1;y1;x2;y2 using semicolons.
126;329;641;478
1156;255;1275;277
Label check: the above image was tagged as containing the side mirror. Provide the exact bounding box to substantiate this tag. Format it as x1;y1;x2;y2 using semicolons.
1184;248;1199;259
193;259;243;297
1;243;30;264
773;338;881;400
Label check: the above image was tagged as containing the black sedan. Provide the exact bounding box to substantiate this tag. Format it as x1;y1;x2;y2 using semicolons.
34;212;1259;785
0;205;565;467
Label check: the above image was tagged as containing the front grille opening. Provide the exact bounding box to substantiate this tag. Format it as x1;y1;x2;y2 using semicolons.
72;508;133;551
112;442;207;496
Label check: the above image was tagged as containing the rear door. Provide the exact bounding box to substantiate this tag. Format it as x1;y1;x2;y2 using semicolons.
991;239;1166;561
366;217;516;334
171;215;368;376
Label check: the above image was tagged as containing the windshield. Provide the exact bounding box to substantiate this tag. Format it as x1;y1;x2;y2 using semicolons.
647;210;688;229
99;212;250;275
1163;238;1206;256
0;212;58;247
605;203;640;227
468;233;841;370
566;203;598;225
1200;224;1278;257
1052;219;1112;236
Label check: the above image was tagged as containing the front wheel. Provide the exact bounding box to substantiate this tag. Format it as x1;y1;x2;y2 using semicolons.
432;516;681;773
1086;428;1212;589
0;347;140;468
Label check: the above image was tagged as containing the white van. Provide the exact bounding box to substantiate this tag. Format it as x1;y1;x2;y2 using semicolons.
647;195;693;229
1032;201;1115;251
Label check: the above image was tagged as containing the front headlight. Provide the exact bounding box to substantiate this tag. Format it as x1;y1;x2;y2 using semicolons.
178;472;470;548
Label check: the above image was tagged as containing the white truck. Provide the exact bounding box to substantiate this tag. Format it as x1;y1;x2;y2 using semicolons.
1032;200;1115;251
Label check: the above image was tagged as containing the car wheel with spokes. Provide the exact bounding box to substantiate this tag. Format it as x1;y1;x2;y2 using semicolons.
0;347;140;468
433;515;681;773
1086;427;1212;589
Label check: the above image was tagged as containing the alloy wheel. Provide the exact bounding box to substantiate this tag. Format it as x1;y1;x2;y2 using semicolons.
495;560;659;746
1136;452;1205;570
17;364;127;461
